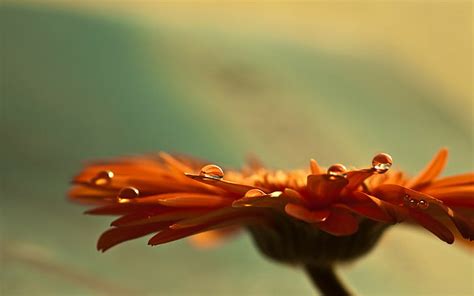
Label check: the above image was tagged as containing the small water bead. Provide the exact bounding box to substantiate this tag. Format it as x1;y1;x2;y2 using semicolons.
244;189;266;198
327;164;348;178
418;199;429;209
408;198;418;208
199;164;224;180
372;153;393;173
91;170;114;186
118;187;140;200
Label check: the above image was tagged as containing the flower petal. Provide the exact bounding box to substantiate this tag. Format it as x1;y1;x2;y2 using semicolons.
306;174;348;206
85;204;153;215
408;210;454;244
406;148;448;189
185;174;259;196
110;208;209;227
428;173;474;189
170;207;261;229
149;215;262;245
155;194;232;207
232;191;285;208
317;208;359;236
423;185;474;208
309;159;323;175
188;227;241;249
345;169;375;191
284;203;330;223
97;221;173;252
340;192;395;222
376;184;473;241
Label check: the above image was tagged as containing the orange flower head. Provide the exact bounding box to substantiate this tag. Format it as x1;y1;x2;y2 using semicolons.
69;148;473;266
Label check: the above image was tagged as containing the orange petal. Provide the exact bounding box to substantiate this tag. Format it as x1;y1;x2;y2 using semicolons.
97;221;173;252
422;185;474;208
317;208;359;236
408;210;454;244
377;184;473;241
232;190;303;209
185;174;259;196
188;227;241;249
232;191;282;208
345;169;375;191
307;174;348;206
340;192;395;223
428;173;474;189
149;215;262;245
85;204;153;215
309;159;323;175
362;193;409;222
170;207;261;229
406;148;448;189
155;194;232;207
111;208;210;227
284;203;330;223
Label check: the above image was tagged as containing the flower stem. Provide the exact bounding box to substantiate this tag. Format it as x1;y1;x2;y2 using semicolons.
304;265;352;296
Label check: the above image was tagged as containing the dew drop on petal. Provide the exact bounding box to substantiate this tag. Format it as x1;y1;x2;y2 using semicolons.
408;198;418;208
244;189;266;198
372;153;393;173
327;164;347;178
199;164;224;180
117;186;140;202
91;170;114;186
418;199;429;209
270;191;283;197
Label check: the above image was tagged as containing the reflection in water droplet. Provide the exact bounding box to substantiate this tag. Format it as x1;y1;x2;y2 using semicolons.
418;199;429;209
199;164;224;180
118;187;140;202
408;198;418;208
327;164;347;178
372;153;393;173
244;189;266;198
270;191;283;197
91;170;114;186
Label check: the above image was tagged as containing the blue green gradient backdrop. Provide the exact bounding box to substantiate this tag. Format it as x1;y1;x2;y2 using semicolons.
1;3;473;295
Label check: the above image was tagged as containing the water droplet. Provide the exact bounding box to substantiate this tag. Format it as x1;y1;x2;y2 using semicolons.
199;164;224;180
91;170;114;186
418;199;429;209
403;194;410;202
327;164;347;178
118;187;139;200
408;198;418;208
244;189;266;198
372;153;393;173
270;191;283;197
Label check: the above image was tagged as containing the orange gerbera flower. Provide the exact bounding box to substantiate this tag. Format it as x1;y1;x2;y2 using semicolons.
69;148;473;295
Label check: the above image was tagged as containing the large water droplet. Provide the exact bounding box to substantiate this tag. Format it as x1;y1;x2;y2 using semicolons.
372;153;393;173
118;187;139;202
199;164;224;180
244;189;266;198
91;170;114;186
418;199;429;209
327;164;347;178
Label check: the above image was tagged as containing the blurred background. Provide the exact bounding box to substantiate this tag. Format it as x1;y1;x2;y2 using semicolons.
1;1;473;295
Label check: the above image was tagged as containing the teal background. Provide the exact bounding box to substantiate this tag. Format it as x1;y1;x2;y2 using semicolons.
1;3;473;295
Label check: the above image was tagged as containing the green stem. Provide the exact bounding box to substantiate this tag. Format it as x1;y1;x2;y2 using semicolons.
304;265;352;296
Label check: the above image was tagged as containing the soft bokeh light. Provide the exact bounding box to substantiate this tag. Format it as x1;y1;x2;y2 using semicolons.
1;1;472;295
